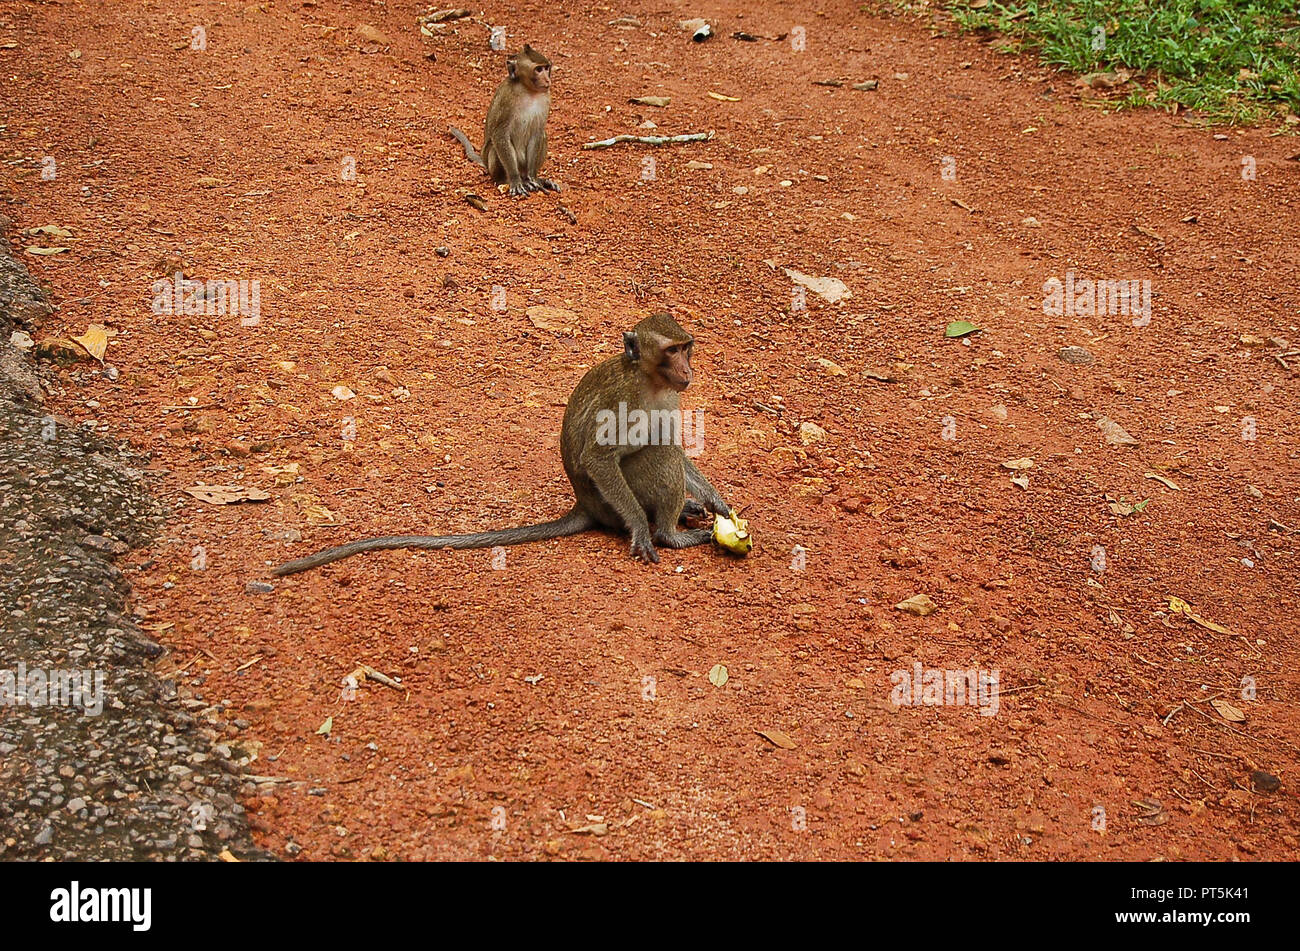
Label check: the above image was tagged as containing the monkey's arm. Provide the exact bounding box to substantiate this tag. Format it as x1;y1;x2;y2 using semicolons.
683;456;732;516
488;129;529;196
584;450;658;562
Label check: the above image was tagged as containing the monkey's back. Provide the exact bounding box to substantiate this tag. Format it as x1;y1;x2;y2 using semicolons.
560;356;624;479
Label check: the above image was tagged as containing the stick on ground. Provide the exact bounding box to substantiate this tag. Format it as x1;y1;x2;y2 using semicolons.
582;131;714;150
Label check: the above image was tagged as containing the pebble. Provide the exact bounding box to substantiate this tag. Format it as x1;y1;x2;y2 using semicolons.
1058;345;1095;365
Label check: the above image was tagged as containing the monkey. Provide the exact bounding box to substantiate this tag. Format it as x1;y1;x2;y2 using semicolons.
449;44;558;198
271;313;732;576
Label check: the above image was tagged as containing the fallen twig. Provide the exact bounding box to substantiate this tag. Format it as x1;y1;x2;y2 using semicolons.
582;131;714;150
354;663;404;691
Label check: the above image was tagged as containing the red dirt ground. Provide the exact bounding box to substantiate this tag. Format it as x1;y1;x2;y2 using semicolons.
4;0;1298;860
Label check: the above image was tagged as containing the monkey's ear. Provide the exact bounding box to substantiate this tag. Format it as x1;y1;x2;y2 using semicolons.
507;57;518;80
523;44;535;55
623;331;641;362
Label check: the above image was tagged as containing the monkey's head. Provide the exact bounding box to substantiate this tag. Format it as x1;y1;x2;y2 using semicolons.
625;312;694;392
509;45;552;93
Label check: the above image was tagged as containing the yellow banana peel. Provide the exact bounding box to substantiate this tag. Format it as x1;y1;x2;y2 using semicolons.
712;512;753;555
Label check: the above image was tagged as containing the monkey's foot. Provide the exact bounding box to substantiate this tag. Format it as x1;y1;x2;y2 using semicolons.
654;527;713;549
508;181;530;197
630;536;660;563
537;178;560;192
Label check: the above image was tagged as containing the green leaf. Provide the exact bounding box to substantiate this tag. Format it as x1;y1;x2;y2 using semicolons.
945;320;981;338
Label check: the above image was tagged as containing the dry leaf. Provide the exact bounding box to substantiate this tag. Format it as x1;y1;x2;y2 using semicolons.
707;92;741;102
1097;415;1139;447
784;267;851;303
1001;457;1034;470
1010;474;1029;490
71;323;109;362
630;96;671;107
1167;597;1240;637
293;495;339;524
817;358;847;376
756;729;797;749
35;338;94;363
1210;699;1246;723
708;664;729;687
331;385;356;400
1133;799;1169;826
183;484;270;504
1144;472;1179;490
25;246;69;255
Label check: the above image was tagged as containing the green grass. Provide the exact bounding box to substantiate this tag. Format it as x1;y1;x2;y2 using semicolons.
941;1;1300;123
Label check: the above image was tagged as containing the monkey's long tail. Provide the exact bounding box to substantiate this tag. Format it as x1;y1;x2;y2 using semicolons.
271;507;595;576
449;126;486;168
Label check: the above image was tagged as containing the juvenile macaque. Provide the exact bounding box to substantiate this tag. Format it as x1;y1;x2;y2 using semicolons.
272;313;732;575
449;44;558;197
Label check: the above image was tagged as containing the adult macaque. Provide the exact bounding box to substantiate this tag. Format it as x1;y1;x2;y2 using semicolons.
449;44;558;197
272;313;731;575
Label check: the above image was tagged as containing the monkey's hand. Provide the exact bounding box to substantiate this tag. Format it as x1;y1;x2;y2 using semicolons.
695;493;732;518
508;180;530;197
630;532;660;564
680;499;711;528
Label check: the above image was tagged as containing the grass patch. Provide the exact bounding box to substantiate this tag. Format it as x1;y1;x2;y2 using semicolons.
943;0;1300;123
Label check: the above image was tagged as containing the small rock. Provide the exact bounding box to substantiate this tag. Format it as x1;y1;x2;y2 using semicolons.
1250;770;1281;793
245;581;274;594
1058;345;1095;365
895;594;937;617
798;421;828;445
81;534;129;555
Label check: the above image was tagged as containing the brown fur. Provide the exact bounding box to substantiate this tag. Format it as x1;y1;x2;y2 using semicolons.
271;313;730;575
449;45;558;197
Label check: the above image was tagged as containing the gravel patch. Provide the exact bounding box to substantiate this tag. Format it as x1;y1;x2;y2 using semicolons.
0;217;270;860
